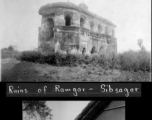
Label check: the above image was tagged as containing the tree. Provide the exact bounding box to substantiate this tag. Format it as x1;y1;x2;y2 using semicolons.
23;101;52;120
138;39;145;50
8;45;14;51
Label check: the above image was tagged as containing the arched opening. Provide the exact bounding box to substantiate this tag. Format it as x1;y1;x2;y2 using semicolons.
90;21;94;31
65;15;71;26
80;17;84;27
82;47;86;55
91;46;97;54
99;46;104;55
98;24;102;33
105;26;108;35
47;18;54;39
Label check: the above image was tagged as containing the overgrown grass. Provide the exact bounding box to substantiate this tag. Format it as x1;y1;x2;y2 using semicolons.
119;50;151;72
18;50;151;72
1;48;20;59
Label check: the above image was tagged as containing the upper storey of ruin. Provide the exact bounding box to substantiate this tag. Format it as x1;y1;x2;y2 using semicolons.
39;2;116;27
39;2;116;37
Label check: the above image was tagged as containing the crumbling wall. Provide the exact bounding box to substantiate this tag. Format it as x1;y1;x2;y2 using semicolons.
38;5;117;56
54;8;80;27
38;14;56;54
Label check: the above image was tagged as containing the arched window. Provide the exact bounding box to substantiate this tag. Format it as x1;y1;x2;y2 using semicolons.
91;46;97;54
99;46;104;54
105;26;108;35
47;18;54;39
80;17;84;27
82;47;86;55
98;24;102;33
65;15;72;26
90;21;94;31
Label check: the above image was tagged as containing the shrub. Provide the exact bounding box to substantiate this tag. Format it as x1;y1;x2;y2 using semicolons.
18;51;83;67
1;48;20;59
118;50;151;72
18;49;151;72
18;51;42;63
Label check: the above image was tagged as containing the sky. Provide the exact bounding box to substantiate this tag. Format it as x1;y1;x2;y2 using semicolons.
0;0;151;53
46;101;90;120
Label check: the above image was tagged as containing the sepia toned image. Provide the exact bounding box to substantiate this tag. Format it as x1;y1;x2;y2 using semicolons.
1;0;151;82
22;101;125;120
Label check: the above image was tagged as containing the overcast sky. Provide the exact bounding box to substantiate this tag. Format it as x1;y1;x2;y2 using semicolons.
46;101;90;120
0;0;151;52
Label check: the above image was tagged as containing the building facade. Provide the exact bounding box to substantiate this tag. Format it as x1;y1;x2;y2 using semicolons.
38;2;117;55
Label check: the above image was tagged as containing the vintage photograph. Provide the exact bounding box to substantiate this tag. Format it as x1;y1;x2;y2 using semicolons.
1;0;151;82
22;101;125;120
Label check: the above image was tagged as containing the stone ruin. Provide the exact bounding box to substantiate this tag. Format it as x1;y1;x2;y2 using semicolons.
38;2;117;56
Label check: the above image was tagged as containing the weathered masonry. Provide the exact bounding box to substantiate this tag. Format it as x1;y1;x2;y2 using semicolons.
38;2;117;55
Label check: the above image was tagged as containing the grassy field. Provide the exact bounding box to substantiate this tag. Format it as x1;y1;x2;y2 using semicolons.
1;58;150;82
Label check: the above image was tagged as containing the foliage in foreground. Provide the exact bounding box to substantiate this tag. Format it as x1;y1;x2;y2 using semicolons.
1;45;20;59
22;101;52;120
18;49;151;72
119;50;151;72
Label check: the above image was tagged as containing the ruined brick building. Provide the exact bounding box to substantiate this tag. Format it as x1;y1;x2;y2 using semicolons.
38;2;117;55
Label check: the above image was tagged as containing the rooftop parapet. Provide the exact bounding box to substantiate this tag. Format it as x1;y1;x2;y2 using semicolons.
39;2;116;27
